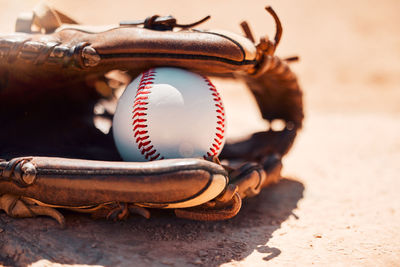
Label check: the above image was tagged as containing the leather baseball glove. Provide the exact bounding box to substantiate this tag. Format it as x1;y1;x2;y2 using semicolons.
0;3;303;227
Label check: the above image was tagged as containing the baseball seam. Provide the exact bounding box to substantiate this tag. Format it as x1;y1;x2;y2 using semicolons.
132;70;225;161
132;69;164;161
204;77;225;157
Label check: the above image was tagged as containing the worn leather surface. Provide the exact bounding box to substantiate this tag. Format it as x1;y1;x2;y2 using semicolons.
0;157;228;207
0;26;256;101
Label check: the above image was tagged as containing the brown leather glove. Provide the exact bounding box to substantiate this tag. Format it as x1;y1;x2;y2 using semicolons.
0;3;303;227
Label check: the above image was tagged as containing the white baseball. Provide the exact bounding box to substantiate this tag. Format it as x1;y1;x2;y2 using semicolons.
112;67;226;161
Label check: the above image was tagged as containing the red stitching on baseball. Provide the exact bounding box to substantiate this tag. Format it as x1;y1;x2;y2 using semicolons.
214;138;222;145
203;77;226;158
135;96;150;101
136;89;151;94
138;140;151;149
134;130;148;137
133;101;148;106
132;112;147;119
150;154;161;161
133;106;147;112
142;145;154;153
132;118;147;125
136;135;149;143
132;69;163;161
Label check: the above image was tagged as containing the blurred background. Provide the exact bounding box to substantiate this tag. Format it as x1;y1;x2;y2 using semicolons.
1;0;399;265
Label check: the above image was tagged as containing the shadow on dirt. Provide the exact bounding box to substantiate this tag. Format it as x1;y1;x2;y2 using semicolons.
0;177;304;266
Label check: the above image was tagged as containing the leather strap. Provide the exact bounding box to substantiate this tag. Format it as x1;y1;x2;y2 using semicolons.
15;2;77;33
0;157;228;209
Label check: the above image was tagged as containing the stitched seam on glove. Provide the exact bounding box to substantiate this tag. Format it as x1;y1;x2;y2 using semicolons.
100;53;256;66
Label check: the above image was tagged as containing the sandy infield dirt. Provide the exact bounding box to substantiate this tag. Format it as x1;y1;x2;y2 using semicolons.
1;0;400;266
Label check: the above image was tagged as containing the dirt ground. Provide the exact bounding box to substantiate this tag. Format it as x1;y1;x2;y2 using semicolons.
1;0;400;266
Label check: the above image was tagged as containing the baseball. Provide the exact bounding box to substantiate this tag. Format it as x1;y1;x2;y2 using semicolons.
112;67;226;161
